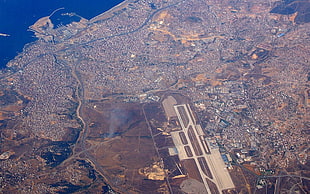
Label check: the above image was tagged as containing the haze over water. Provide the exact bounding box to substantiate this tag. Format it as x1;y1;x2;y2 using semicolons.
0;0;124;69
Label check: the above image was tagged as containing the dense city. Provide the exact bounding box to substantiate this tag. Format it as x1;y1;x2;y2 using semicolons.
0;0;309;193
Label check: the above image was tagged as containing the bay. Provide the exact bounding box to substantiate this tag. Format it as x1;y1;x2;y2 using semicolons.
0;0;124;69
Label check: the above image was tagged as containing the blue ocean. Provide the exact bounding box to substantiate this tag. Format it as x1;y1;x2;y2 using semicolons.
0;0;124;69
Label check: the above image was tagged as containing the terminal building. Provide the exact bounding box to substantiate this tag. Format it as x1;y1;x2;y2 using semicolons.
162;95;235;194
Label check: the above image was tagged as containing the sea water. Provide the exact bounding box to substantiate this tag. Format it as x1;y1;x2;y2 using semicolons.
0;0;124;69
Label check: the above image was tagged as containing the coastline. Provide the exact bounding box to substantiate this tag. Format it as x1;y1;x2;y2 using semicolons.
90;0;132;23
0;0;126;70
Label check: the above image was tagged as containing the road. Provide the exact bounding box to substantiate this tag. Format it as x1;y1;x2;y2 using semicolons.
142;103;174;193
172;103;235;194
